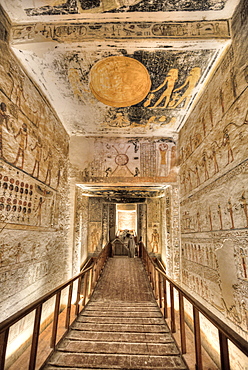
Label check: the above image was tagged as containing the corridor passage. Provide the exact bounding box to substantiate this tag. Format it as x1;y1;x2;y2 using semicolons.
42;257;188;369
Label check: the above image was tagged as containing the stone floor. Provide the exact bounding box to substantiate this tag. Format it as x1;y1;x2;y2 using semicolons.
41;257;189;369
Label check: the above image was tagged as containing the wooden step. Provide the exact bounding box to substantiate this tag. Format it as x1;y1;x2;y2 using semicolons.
47;352;187;369
72;322;169;333
67;330;175;343
41;257;188;370
57;339;179;355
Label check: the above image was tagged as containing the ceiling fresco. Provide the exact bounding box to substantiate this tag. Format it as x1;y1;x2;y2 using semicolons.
0;0;238;138
11;42;224;136
77;185;168;201
24;0;228;16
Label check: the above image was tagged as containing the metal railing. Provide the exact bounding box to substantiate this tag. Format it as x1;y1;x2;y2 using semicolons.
0;243;111;370
140;244;248;370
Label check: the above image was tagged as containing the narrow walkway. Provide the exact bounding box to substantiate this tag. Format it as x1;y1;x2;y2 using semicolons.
42;257;188;369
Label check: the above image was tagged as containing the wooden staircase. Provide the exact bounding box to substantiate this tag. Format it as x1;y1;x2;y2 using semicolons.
42;257;188;369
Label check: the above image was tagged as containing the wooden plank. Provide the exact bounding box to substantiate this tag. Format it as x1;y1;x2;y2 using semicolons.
29;304;42;370
65;283;73;330
158;272;162;308
193;306;203;370
179;292;186;354
75;277;82;316
0;328;9;370
163;277;168;318
170;284;176;333
219;330;230;370
82;272;88;308
50;291;61;349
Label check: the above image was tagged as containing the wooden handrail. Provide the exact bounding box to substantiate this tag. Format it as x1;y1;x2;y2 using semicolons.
140;244;248;369
0;263;93;335
0;242;111;370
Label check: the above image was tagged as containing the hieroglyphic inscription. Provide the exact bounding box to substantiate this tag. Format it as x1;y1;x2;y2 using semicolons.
0;161;57;228
11;20;230;44
140;143;156;177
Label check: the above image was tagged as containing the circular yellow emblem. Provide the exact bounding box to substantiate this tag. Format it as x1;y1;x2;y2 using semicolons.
89;56;151;107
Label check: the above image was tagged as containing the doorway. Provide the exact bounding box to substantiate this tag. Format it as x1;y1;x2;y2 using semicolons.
116;203;137;237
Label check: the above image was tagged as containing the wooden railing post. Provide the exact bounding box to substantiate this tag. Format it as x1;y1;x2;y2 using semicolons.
0;328;9;370
163;277;168;318
65;282;73;329
158;272;162;308
75;276;82;316
88;268;93;298
50;291;61;349
155;269;159;300
179;292;186;354
193;306;203;370
82;272;88;307
170;284;176;333
29;304;42;370
219;330;230;370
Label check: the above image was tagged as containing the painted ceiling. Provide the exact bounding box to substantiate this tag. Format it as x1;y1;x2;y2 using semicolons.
77;185;168;202
0;0;239;138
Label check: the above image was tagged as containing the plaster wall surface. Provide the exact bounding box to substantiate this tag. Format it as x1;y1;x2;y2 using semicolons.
0;20;71;357
179;0;248;346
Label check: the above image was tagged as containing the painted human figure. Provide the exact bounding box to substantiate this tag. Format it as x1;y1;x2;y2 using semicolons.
227;199;235;229
134;167;140;177
0;247;3;265
15;242;22;263
201;150;209;181
31;244;36;260
35;196;46;226
187;169;192;190
111;112;129;127
0;102;10;158
181;170;187;193
9;65;25;107
158;143;168;176
68;67;84;101
240;192;248;227
217;204;223;230
151;228;159;254
196;211;201;232
170;145;177;170
208;207;213;231
26;0;143;15
31;136;42;178
240;248;247;279
44;148;53;186
219;88;225;114
56;159;63;189
211;142;219;174
13;123;28;169
169;67;201;109
222;129;234;165
91;227;100;252
192;164;200;186
144;68;178;108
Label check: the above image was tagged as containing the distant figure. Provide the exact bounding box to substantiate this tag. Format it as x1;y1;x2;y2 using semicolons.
127;234;136;258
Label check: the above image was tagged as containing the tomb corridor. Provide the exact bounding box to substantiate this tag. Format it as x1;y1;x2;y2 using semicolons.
0;0;248;369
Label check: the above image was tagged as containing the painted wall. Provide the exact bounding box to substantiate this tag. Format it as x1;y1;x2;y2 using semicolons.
179;0;248;350
0;19;70;363
70;136;177;184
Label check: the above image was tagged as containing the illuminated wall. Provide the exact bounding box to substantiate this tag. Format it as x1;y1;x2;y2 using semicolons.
178;0;248;353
